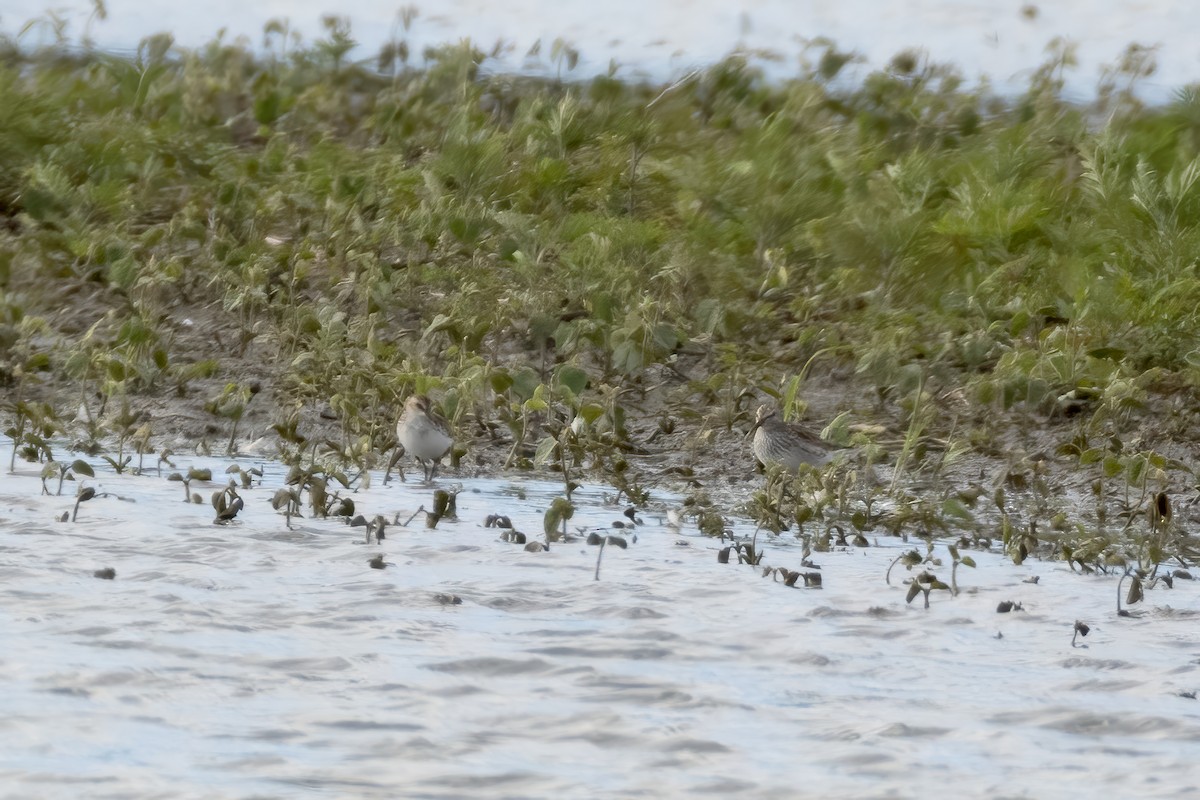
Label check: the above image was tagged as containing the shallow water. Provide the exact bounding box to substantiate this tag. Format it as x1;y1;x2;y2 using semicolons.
3;0;1197;101
2;443;1199;797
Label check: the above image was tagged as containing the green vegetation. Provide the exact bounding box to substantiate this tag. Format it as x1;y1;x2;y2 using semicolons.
3;11;1200;591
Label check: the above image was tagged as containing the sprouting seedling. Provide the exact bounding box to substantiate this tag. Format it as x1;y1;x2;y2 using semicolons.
587;531;627;580
167;466;212;502
157;448;174;477
1007;519;1039;565
697;510;727;539
763;567;820;588
543;496;574;544
717;541;764;566
1146;490;1171;569
40;459;95;496
133;424;153;474
484;514;513;529
739;538;764;565
271;487;302;529
886;548;923;585
368;514;387;543
432;487;459;521
307;475;327;518
947;543;976;596
1072;620;1090;647
225;463;263;488
1117;566;1144;617
484;513;524;542
212;486;244;524
5;399;57;473
328;495;355;518
203;382;256;456
421;488;456;529
905;570;950;609
101;398;139;474
72;485;96;522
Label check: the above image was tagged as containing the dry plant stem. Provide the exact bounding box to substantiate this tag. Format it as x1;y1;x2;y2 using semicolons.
1116;568;1130;615
644;67;701;108
885;553;904;585
594;537;606;581
401;505;426;527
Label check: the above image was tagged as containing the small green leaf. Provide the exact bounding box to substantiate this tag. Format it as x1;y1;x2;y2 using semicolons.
511;367;540;401
489;370;514;395
523;384;549;413
24;352;51;371
906;582;921;603
533;435;558;465
421;314;455;340
556;365;588;396
543;497;575;537
651;323;678;352
1087;347;1126;361
1102;455;1123;478
941;497;973;521
578;403;605;425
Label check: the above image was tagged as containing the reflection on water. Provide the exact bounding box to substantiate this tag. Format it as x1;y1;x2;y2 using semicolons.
1;443;1199;797
1;0;1196;100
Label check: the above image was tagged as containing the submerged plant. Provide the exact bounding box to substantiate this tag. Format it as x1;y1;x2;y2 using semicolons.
587;531;627;580
71;485;96;522
40;458;95;496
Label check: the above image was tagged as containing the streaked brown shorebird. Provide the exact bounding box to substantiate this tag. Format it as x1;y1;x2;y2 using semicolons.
396;394;454;481
748;404;838;471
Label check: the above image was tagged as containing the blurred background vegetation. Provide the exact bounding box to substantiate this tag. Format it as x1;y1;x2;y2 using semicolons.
3;10;1200;484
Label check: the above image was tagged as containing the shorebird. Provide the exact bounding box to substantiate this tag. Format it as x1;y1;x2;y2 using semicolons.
396;394;454;482
748;404;837;472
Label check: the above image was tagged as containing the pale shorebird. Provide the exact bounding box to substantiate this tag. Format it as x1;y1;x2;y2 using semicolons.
396;395;454;481
748;404;838;471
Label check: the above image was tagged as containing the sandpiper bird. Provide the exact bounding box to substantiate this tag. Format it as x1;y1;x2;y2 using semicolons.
396;394;454;481
748;404;837;471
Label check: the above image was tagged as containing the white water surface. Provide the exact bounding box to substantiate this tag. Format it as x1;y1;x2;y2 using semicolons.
2;1;1199;101
2;442;1199;798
